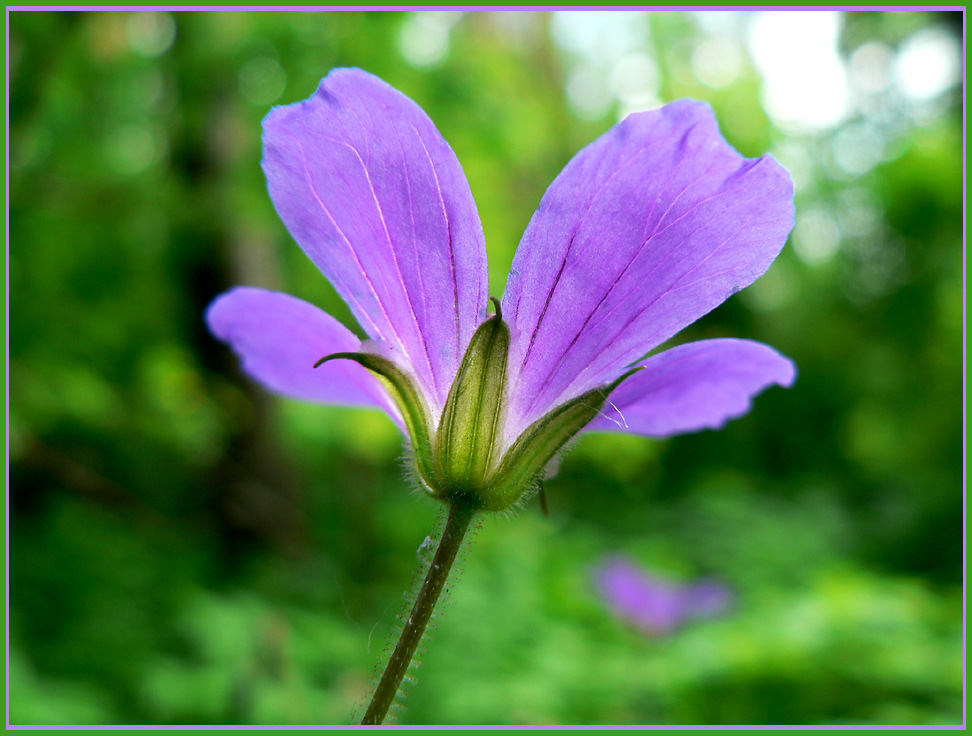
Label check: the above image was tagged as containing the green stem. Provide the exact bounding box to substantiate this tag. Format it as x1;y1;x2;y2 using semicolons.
361;499;477;725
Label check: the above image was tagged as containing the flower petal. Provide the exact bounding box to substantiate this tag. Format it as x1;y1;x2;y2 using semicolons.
594;556;733;635
206;287;402;428
263;68;489;416
587;338;795;437
502;100;794;435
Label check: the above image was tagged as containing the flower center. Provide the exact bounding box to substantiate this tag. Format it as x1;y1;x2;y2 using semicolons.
422;299;642;511
317;300;641;513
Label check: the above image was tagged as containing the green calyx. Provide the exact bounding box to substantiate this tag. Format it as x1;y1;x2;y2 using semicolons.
316;300;641;513
432;298;510;504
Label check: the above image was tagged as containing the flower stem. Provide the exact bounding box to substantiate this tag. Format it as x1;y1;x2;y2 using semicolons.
361;498;477;725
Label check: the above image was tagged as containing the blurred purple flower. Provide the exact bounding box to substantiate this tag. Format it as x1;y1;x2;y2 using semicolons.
206;68;795;508
594;557;732;635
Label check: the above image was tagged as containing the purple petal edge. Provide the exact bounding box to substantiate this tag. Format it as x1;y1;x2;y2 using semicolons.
205;286;403;429
588;338;795;437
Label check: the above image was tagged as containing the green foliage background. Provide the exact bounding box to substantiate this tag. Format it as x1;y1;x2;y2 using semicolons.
8;10;964;726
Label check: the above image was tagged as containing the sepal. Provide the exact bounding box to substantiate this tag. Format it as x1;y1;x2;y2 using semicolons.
432;300;510;502
480;368;643;511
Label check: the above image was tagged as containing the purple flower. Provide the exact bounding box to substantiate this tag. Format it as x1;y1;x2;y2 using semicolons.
206;68;795;511
594;557;733;635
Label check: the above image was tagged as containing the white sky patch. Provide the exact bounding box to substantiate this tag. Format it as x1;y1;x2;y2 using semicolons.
552;10;648;64
831;122;885;176
793;208;841;266
770;140;815;194
566;63;614;120
553;11;654;120
748;11;849;130
850;42;894;94
399;12;460;68
894;27;961;101
691;10;739;36
692;36;744;88
612;52;661;116
837;188;881;239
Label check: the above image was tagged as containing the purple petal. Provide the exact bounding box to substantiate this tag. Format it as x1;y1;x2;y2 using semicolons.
587;338;795;437
206;287;402;428
594;557;733;635
263;68;489;416
595;558;685;633
681;580;734;617
501;100;794;437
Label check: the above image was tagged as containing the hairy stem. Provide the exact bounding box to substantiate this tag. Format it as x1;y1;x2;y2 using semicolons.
361;499;477;725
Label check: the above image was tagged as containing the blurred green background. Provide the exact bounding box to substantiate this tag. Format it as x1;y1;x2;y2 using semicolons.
8;10;964;726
